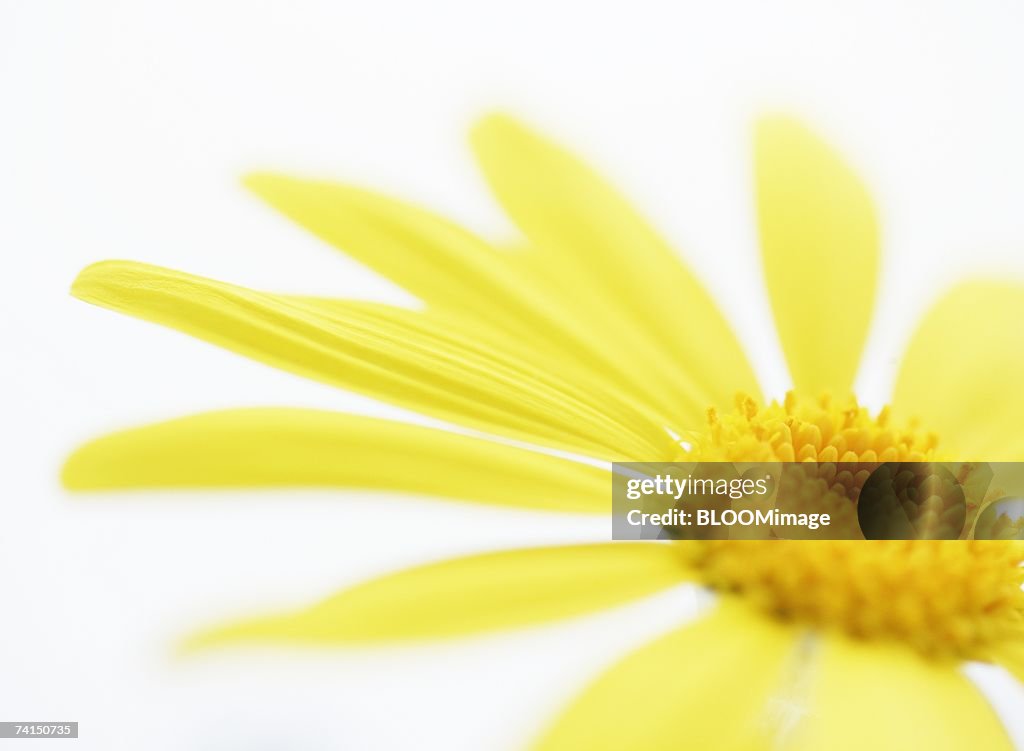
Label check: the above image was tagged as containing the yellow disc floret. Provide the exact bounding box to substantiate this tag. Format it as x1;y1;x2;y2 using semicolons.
689;539;1024;658
678;392;942;538
686;392;938;465
676;393;1024;659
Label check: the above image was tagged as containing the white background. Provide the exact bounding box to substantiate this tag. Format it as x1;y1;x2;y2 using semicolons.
3;1;1024;748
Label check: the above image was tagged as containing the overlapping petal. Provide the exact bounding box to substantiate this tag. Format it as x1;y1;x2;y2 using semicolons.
533;600;798;751
72;261;675;460
244;173;698;425
471;114;760;417
785;636;1011;750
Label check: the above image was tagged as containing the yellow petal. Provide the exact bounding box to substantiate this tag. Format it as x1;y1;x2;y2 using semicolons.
293;296;672;433
186;543;690;648
755;117;879;397
893;281;1024;460
72;261;675;460
786;636;1011;751
490;246;710;423
62;408;609;513
243;173;533;322
244;174;691;424
470;113;760;417
534;600;797;751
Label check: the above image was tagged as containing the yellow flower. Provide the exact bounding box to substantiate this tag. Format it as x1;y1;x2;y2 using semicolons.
63;114;1024;749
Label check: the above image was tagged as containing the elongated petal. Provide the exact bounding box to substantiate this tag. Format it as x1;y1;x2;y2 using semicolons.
186;543;690;648
244;174;694;424
243;173;535;321
471;114;760;416
292;297;672;433
72;261;675;460
893;282;1024;460
785;636;1011;751
62;408;609;513
533;600;797;751
755;117;878;397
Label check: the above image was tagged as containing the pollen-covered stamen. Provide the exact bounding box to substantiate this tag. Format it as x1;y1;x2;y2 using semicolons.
677;392;942;538
686;540;1024;658
675;393;1024;659
685;391;938;465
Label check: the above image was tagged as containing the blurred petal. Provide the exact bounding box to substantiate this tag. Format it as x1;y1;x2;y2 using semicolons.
534;601;797;751
62;408;609;513
755;117;878;397
470;113;760;417
72;261;674;459
245;174;694;424
186;543;691;648
243;173;541;322
786;637;1011;750
893;282;1024;460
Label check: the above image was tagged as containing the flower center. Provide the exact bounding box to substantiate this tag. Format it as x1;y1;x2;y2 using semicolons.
689;539;1024;658
685;392;937;465
678;393;1024;658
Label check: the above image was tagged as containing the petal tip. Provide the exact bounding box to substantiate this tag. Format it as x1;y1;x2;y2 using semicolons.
754;114;819;153
178;614;300;655
60;435;122;492
59;451;86;491
176;626;228;656
753;115;855;181
70;260;129;302
241;170;282;195
469;111;531;152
